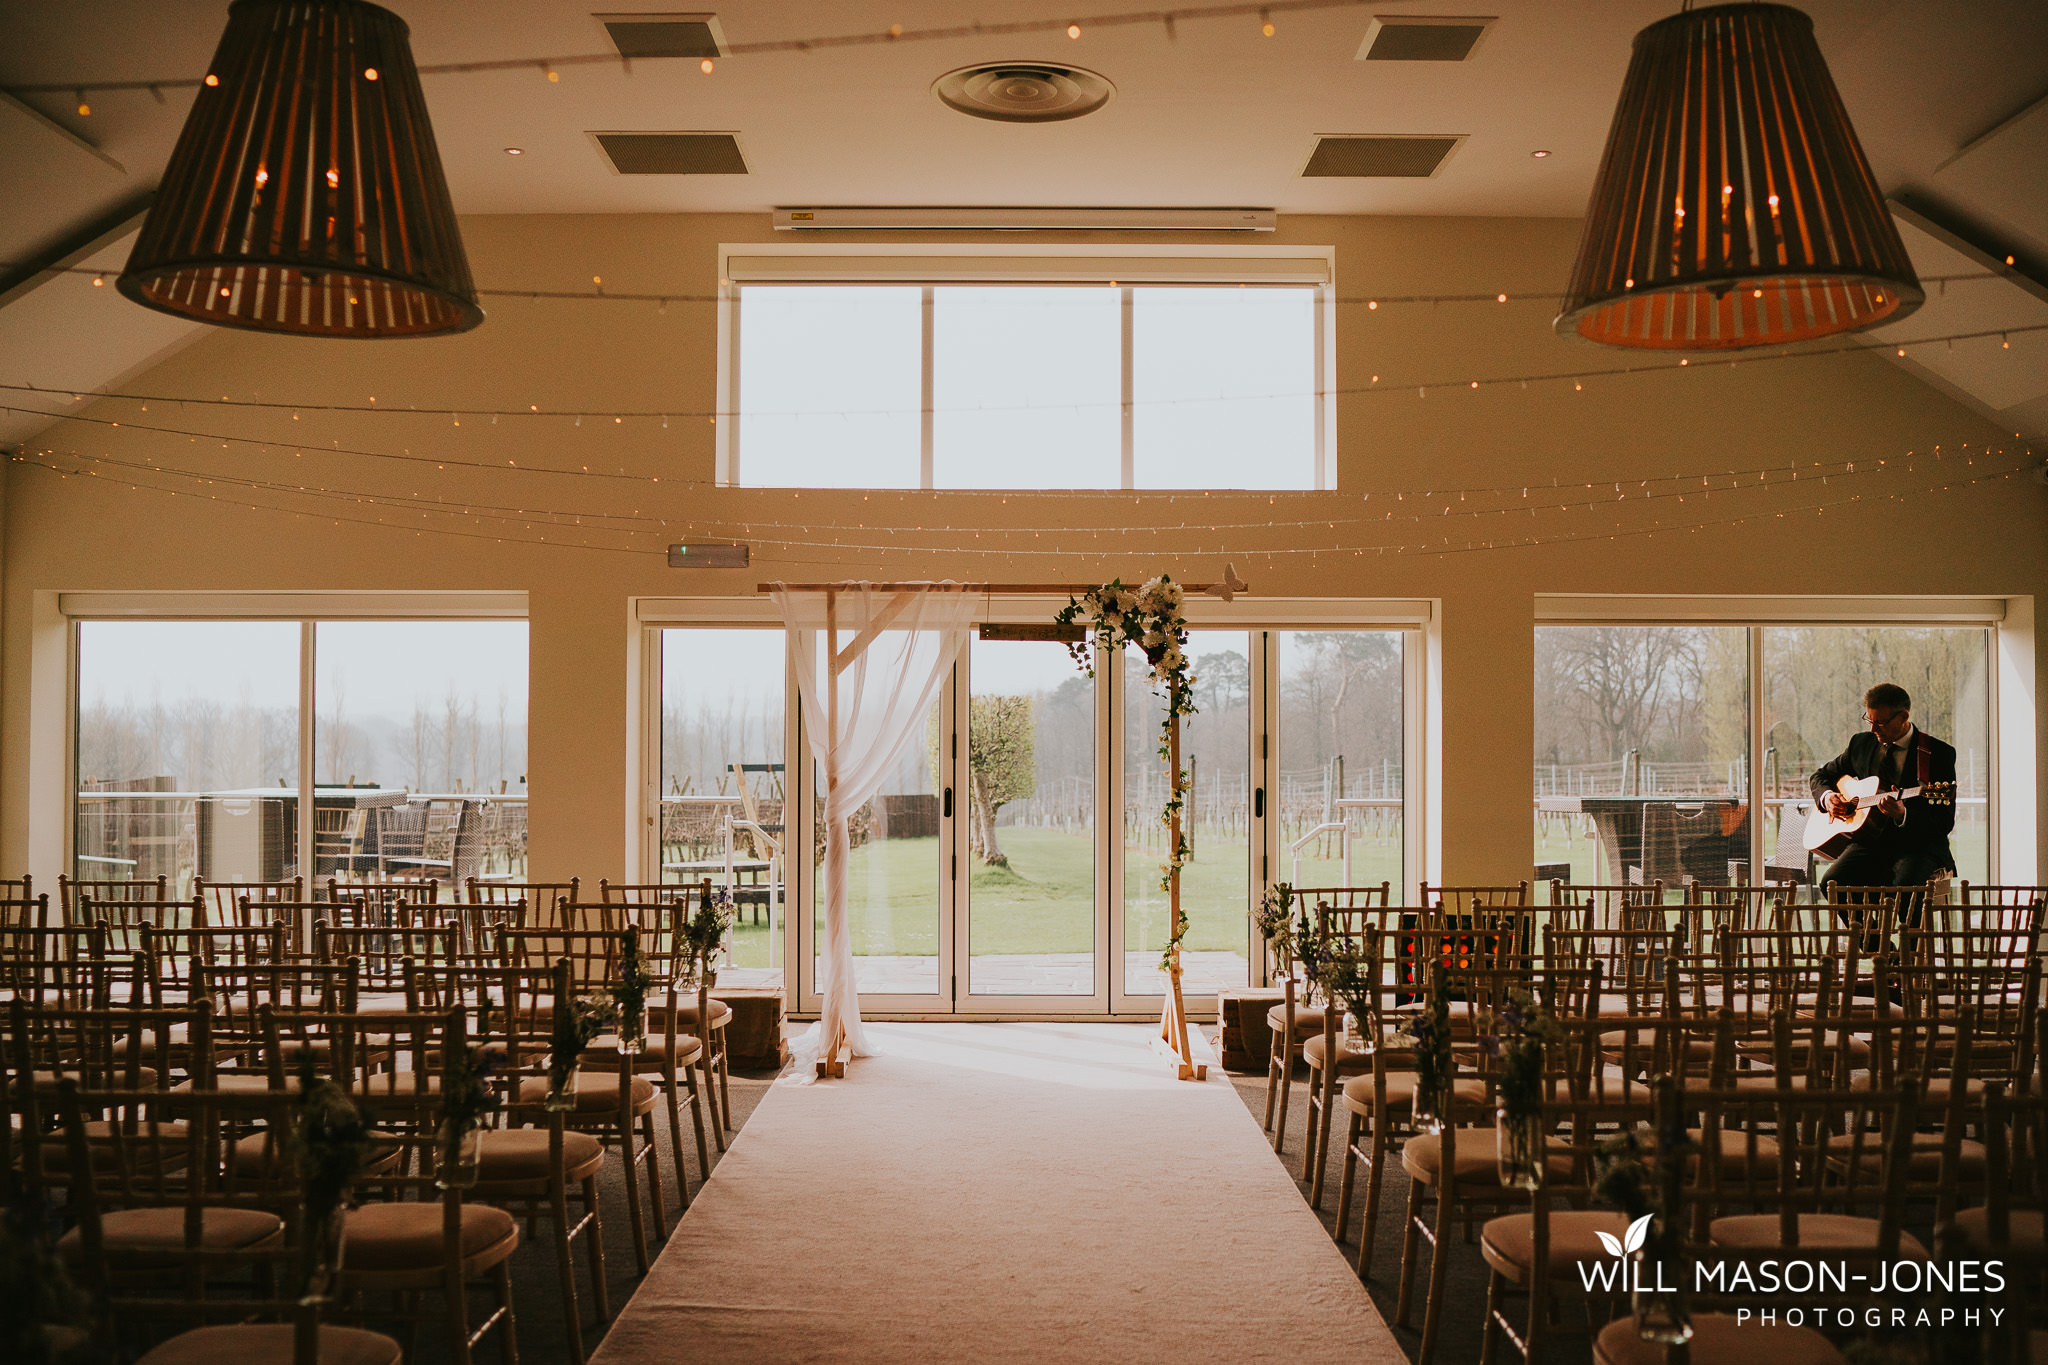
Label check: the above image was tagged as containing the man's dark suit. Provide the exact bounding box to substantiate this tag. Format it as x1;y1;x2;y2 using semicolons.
1809;729;1957;890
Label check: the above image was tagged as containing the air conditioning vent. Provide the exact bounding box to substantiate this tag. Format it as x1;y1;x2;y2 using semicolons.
1301;135;1465;178
592;132;748;175
595;12;727;59
1357;15;1495;61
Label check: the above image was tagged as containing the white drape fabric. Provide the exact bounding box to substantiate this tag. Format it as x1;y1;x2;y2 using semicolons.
774;583;976;1066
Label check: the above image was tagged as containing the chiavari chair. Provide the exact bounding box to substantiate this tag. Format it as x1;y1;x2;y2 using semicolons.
1545;926;1684;1016
1892;951;2039;1099
500;954;671;1274
193;878;303;927
312;920;459;1019
1287;900;1435;1181
1691;1023;1924;1259
51;1080;404;1365
595;878;694;906
468;878;578;928
1623;898;1753;960
611;886;733;1141
1939;1057;2047;1365
1476;1080;1663;1365
0;925;114;1008
1546;880;1665;935
298;1006;522;1365
1393;1002;1602;1365
1420;881;1530;917
1823;882;1916;946
1952;882;2048;936
61;873;170;926
464;962;612;1365
188;960;357;1089
0;890;49;933
0;872;33;901
222;897;332;948
523;927;713;1223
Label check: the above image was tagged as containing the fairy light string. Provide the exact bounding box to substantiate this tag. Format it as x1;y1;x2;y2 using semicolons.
4;318;2042;432
10;402;2016;527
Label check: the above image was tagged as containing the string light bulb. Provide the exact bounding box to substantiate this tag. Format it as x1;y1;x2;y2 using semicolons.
1067;23;1081;38
700;58;714;73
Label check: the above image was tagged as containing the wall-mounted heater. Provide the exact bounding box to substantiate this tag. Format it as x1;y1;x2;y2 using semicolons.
772;207;1277;231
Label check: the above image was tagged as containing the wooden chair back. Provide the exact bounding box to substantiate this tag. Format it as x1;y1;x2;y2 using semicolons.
1419;882;1529;916
1547;881;1665;934
312;920;458;995
59;873;168;923
194;878;303;926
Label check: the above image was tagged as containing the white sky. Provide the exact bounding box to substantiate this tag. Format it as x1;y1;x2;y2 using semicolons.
736;284;1317;489
77;620;529;719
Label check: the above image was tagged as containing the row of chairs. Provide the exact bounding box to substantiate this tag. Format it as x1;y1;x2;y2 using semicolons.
1256;886;2045;1363
6;947;715;1365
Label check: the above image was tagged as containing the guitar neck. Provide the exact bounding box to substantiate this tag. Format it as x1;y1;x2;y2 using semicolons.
1850;784;1922;809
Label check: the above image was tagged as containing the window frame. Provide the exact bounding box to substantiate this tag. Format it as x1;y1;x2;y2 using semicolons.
1532;594;2019;886
64;592;530;914
715;244;1338;492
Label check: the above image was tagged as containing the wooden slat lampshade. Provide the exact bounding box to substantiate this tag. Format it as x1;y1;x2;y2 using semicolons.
119;0;481;338
1556;3;1920;350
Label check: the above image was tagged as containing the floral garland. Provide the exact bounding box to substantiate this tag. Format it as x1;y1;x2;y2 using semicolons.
1054;575;1198;968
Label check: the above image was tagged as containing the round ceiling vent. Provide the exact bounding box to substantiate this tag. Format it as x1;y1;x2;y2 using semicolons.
933;63;1114;123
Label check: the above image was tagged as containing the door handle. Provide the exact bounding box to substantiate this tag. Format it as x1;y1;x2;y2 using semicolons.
1254;787;1265;819
943;787;953;818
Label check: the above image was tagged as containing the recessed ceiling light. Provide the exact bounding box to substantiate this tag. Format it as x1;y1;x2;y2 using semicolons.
504;147;524;155
1531;149;1550;158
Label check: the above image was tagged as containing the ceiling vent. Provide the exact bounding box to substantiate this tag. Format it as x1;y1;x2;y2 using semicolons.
1357;15;1496;61
595;12;727;59
1301;135;1465;178
933;63;1115;123
592;132;748;174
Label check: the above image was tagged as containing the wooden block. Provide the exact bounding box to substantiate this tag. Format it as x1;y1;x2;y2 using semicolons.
711;986;788;1070
1216;988;1286;1073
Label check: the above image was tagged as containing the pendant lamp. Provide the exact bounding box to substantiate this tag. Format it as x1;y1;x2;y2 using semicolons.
1556;3;1920;350
119;0;482;338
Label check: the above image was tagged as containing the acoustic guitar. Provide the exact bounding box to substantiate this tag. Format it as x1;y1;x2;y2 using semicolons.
1802;776;1956;859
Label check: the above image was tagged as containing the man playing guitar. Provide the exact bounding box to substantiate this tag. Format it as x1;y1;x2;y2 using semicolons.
1809;682;1957;902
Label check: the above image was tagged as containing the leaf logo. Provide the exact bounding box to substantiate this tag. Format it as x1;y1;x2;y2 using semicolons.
1594;1214;1654;1259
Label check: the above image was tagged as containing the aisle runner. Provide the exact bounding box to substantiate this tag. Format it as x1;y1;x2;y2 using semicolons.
593;1023;1403;1365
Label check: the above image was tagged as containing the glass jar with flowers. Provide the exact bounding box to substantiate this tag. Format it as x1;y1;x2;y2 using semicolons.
287;1058;370;1306
1593;1085;1696;1346
680;888;737;989
437;1010;500;1190
547;991;617;1112
1252;882;1297;977
1390;976;1451;1133
1486;986;1561;1189
611;927;651;1056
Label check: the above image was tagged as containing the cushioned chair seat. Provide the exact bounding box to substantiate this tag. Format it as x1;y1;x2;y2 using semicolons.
517;1074;656;1114
1945;1207;2043;1255
1301;1033;1373;1071
353;991;413;1018
229;1130;403;1178
1709;1213;1928;1258
649;998;733;1029
1341;1072;1486;1112
340;1201;518;1275
1267;1004;1331;1038
582;1033;703;1069
36;1067;158;1091
1684;1126;1782;1177
471;1128;606;1186
1825;1131;1986;1180
138;1324;402;1365
1402;1129;1577;1188
1594;1312;1844;1365
57;1206;283;1270
41;1120;191;1173
1600;1032;1715;1062
1481;1210;1632;1284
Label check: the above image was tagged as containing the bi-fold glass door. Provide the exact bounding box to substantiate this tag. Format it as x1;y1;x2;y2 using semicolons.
654;616;1413;1017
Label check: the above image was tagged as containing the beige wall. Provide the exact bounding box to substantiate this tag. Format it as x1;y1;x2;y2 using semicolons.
5;212;2041;891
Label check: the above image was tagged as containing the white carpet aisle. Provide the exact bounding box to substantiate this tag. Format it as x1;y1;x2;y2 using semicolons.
592;1023;1404;1365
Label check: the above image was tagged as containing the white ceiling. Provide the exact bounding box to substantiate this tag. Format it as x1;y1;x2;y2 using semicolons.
2;0;2046;441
